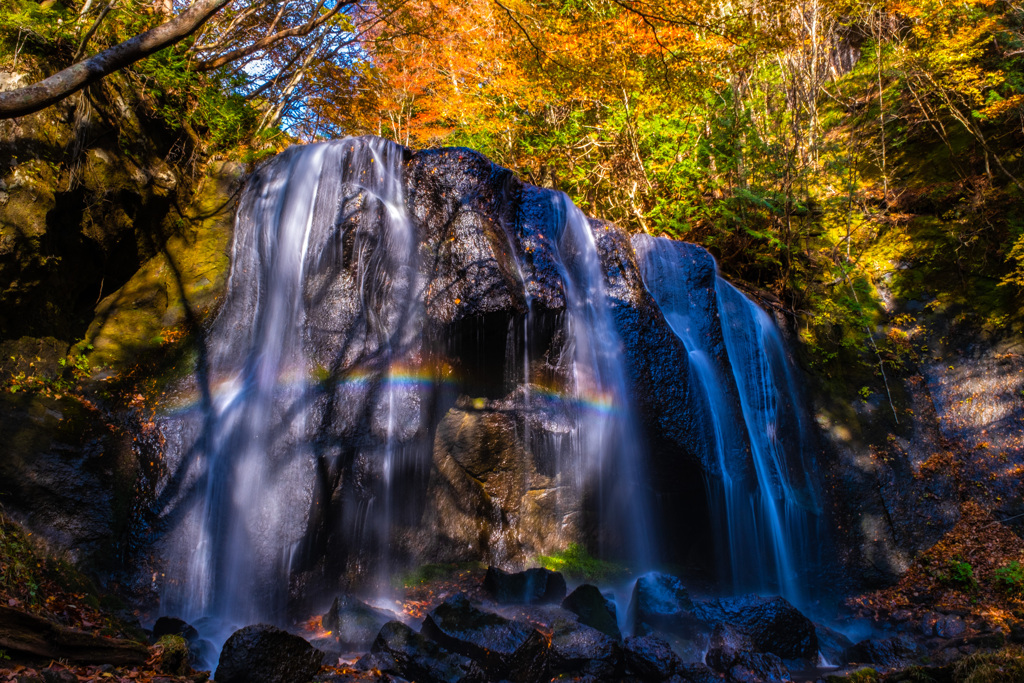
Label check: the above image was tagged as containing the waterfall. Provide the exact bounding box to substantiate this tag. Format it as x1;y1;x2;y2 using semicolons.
154;137;653;638
541;193;653;568
158;138;422;630
634;235;819;603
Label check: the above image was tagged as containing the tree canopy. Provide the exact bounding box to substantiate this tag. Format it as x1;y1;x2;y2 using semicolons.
2;0;1023;367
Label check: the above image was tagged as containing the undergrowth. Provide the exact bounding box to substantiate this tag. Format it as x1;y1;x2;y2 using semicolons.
952;646;1024;683
536;543;628;583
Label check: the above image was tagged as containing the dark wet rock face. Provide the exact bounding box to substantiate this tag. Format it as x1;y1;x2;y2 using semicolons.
548;618;622;679
321;595;394;650
416;391;579;566
814;623;854;665
693;594;817;660
483;566;567;605
369;620;485;683
562;583;621;639
631;572;700;637
404;148;526;324
214;624;323;683
151;616;198;643
705;624;791;682
623;634;684;681
848;634;924;668
0;393;137;572
420;593;549;682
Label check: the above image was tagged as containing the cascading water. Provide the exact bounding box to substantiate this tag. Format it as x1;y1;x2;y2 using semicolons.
634;235;819;603
154;137;654;645
157;138;422;634
540;193;653;567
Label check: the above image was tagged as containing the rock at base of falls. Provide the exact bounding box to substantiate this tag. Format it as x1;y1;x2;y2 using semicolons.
622;634;685;680
214;624;324;683
321;595;395;650
562;583;622;640
420;593;549;682
483;566;567;605
693;595;818;661
548;618;622;679
847;634;925;668
630;572;701;638
705;623;792;683
362;620;486;683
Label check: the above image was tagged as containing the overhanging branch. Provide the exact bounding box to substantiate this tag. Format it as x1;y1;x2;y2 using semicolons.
0;0;233;119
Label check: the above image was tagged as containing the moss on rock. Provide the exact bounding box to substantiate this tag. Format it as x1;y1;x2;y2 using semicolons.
83;160;245;372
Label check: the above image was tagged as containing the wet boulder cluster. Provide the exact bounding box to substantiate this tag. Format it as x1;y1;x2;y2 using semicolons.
201;568;834;683
146;566;1024;683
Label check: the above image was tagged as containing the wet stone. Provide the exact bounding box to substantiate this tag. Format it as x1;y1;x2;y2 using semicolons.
483;565;567;605
549;618;622;679
369;620;485;683
623;634;683;681
693;594;817;660
562;583;621;640
322;594;395;650
152;616;199;643
721;651;790;683
214;624;323;683
40;668;78;683
421;593;549;682
848;634;924;668
630;572;700;638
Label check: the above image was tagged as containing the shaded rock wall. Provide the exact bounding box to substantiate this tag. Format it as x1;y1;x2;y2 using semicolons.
812;308;1024;588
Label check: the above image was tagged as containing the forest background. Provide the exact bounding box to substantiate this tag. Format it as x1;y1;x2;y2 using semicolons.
3;0;1024;384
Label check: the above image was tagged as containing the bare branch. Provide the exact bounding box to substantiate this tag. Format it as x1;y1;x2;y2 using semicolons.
73;0;116;62
196;0;347;71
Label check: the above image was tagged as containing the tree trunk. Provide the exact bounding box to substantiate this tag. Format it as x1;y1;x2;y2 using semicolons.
0;605;149;665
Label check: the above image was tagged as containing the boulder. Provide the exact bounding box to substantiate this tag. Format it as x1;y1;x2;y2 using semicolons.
705;624;791;682
562;583;621;640
482;566;567;605
548;618;622;679
322;595;395;650
720;651;790;683
814;623;854;665
705;623;755;673
935;614;966;639
623;634;683;681
630;572;701;637
674;663;722;683
370;620;485;683
693;594;817;660
151;617;199;643
152;635;190;676
420;593;548;682
149;616;214;669
214;624;323;683
847;634;923;668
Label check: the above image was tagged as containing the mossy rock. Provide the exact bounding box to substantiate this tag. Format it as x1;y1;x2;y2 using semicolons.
84;160;246;372
154;634;190;675
825;668;879;683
